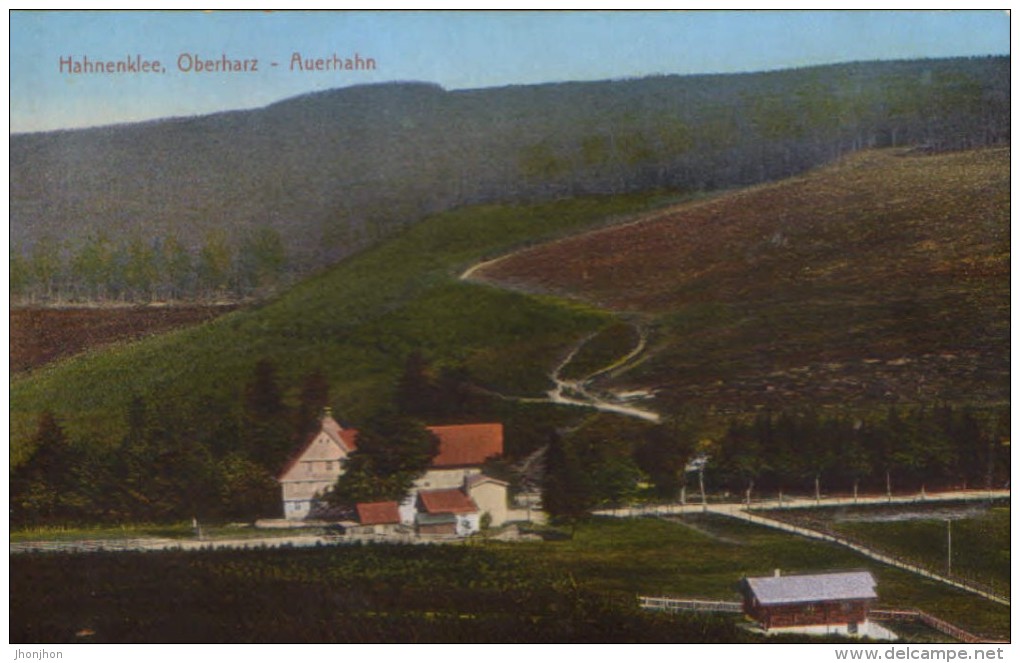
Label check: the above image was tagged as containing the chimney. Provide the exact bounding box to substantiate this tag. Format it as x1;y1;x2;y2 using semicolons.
774;569;781;578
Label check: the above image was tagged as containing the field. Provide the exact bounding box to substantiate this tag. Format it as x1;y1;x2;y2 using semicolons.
472;148;1009;412
10;304;239;374
10;516;1009;643
756;503;1010;597
830;506;1010;595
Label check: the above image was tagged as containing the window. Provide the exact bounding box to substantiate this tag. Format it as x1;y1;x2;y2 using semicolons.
326;461;333;471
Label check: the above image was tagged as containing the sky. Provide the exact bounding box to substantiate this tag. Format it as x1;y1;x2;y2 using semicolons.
8;9;1011;133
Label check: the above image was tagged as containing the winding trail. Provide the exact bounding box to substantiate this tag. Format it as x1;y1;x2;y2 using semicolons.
461;249;661;422
545;331;661;422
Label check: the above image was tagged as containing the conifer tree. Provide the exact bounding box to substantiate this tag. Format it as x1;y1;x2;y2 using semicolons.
242;359;292;470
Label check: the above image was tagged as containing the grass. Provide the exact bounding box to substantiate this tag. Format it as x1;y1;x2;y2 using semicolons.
560;320;642;381
10;516;1009;642
830;506;1010;594
10;522;196;542
9;521;317;543
11;191;686;462
517;515;1009;639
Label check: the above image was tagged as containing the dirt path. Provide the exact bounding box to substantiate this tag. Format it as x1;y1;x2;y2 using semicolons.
545;330;661;422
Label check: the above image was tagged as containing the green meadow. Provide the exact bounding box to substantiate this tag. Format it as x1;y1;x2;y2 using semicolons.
831;507;1010;595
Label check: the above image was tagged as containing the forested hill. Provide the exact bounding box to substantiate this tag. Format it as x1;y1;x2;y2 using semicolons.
10;56;1009;303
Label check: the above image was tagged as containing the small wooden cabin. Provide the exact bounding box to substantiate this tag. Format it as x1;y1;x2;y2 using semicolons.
740;570;877;635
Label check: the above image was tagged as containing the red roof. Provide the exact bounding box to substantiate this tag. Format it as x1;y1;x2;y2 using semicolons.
276;414;356;480
278;421;501;480
338;429;359;452
427;423;503;468
418;489;478;514
356;501;401;525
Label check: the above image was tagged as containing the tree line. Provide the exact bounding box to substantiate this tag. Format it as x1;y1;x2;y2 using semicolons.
10;359;326;526
542;405;1010;520
10;226;287;304
711;405;1009;504
10;348;1010;527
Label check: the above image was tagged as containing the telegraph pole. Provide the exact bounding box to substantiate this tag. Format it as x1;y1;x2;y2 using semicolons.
946;518;952;576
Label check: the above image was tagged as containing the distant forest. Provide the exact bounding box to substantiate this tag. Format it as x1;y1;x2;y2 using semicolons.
10;56;1009;303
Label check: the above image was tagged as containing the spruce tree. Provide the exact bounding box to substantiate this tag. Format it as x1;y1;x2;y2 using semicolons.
242;359;292;470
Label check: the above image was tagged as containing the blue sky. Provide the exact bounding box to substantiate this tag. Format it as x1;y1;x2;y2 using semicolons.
9;10;1010;133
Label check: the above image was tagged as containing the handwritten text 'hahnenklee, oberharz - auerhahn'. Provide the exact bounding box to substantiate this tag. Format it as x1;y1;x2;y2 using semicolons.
58;52;378;74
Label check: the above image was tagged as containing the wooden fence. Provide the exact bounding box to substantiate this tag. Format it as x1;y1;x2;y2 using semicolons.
638;596;742;614
869;609;1008;644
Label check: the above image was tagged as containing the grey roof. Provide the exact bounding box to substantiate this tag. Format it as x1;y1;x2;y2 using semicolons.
744;571;877;606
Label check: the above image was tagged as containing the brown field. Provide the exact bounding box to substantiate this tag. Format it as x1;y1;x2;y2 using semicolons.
10;304;238;374
471;148;1009;411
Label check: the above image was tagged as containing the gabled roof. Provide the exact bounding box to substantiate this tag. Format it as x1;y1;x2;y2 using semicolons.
337;429;359;452
277;414;356;481
465;474;509;490
427;423;503;468
355;501;401;525
320;414;357;452
743;571;877;606
418;488;479;514
278;418;501;481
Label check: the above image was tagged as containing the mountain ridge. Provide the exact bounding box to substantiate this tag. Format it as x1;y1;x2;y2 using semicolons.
11;56;1008;303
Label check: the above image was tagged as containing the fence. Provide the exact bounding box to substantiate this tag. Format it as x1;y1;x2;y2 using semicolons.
9;538;174;554
869;609;1008;644
638;596;742;614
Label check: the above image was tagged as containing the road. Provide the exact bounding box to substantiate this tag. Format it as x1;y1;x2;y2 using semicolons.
9;531;457;555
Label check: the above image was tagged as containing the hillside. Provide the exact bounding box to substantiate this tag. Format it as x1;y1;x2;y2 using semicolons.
470;148;1009;412
10;57;1008;302
10;191;686;465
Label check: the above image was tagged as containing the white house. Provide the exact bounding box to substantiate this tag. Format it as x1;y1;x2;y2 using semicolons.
278;412;509;532
277;408;358;520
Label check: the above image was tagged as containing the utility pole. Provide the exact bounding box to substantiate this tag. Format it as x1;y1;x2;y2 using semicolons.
946;518;952;576
699;466;707;512
686;454;709;513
